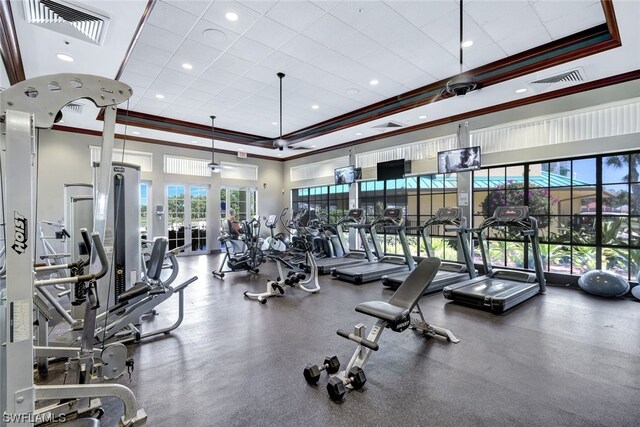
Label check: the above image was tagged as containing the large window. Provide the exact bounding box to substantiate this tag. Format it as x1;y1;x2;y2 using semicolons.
472;151;640;280
291;184;350;223
359;175;458;260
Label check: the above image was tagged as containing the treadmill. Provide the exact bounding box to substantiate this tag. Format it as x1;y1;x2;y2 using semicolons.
315;209;374;274
332;207;415;285
443;206;546;313
381;207;476;293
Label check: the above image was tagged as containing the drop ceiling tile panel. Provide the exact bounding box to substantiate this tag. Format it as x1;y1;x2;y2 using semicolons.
202;0;263;33
164;0;211;17
544;2;607;39
259;52;328;83
182;87;217;102
497;26;552;56
328;30;380;61
244;17;297;50
464;1;531;29
243;64;283;84
310;0;343;12
147;80;186;97
280;35;337;63
147;1;200;35
156;68;198;87
169;95;205;109
216;86;254;103
137;24;185;53
176;39;224;65
386;0;458;29
125;58;163;80
187;19;241;51
237;0;278;14
211;53;255;75
200;66;241;86
357;49;427;91
130;42;173;67
226;37;274;63
480;7;544;43
302;14;355;48
165;55;212;75
228;76;269;93
419;9;461;46
329;1;393;31
463;42;508;69
120;70;154;89
190;78;227;95
533;0;603;25
265;0;326;32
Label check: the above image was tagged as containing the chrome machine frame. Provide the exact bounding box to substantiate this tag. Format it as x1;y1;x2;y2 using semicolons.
1;74;146;425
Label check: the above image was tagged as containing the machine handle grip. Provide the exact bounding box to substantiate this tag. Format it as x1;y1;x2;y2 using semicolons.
62;228;71;238
75;232;109;283
444;226;464;232
337;329;379;351
80;228;92;257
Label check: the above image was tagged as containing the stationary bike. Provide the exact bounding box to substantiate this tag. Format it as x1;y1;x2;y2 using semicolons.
213;218;265;278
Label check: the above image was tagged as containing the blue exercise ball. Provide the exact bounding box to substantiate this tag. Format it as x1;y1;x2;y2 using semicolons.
578;270;630;297
632;285;640;301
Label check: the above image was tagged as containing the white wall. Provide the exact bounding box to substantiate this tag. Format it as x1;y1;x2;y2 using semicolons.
36;129;284;251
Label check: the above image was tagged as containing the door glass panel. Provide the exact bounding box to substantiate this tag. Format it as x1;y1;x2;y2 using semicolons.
167;185;185;250
191;186;207;253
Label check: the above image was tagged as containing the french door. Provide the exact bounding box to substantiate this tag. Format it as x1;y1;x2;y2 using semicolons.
167;184;209;254
220;186;258;232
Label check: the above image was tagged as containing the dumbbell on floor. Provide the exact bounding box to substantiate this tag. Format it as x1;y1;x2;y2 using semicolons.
303;356;340;385
326;366;366;401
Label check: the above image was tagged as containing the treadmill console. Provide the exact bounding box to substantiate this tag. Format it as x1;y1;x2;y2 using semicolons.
434;207;463;221
493;206;529;222
347;208;365;224
383;207;403;219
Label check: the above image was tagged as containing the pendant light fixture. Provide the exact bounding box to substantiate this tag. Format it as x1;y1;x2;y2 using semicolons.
208;115;221;173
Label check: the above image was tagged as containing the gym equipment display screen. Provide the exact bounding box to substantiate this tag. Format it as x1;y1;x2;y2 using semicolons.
335;165;356;184
437;146;481;174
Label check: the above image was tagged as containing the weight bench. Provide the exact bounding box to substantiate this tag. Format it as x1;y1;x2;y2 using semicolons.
314;257;459;401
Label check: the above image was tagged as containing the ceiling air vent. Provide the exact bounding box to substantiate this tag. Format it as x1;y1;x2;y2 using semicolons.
372;121;404;132
529;67;586;93
23;0;110;45
62;102;84;114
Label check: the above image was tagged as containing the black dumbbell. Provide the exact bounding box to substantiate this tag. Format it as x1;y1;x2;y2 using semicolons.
326;367;366;401
303;356;340;385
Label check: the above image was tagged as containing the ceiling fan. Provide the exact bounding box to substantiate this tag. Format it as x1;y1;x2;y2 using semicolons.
442;0;478;97
208;115;221;173
260;72;311;151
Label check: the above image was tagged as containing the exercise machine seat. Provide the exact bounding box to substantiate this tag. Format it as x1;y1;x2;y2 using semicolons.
146;237;168;281
354;257;441;322
355;301;409;323
117;282;152;303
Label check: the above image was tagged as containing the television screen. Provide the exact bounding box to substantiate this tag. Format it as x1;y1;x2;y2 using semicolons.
377;159;406;181
437;146;481;174
335;165;356;185
354;167;362;180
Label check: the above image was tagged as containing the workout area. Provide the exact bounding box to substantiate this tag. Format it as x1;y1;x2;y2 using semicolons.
1;0;639;426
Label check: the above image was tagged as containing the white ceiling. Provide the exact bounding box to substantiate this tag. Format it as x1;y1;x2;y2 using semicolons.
7;0;640;159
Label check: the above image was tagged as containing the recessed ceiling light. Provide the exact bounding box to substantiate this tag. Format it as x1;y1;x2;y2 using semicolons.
182;63;193;70
155;94;165;99
225;12;238;21
59;120;64;123
418;115;427;119
132;131;140;135
369;79;379;86
191;140;197;143
515;88;528;94
461;40;474;48
346;88;360;95
311;104;319;110
56;53;74;62
272;122;278;125
355;132;362;136
277;153;282;157
311;145;317;148
239;148;245;151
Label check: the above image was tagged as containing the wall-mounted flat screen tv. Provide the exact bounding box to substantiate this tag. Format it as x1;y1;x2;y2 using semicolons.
377;159;409;181
335;165;356;185
437;146;481;174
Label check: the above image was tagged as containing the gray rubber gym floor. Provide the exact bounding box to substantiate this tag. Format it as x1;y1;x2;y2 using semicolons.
47;254;640;426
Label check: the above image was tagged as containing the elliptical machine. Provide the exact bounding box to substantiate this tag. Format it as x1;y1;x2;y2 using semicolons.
213;217;265;278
